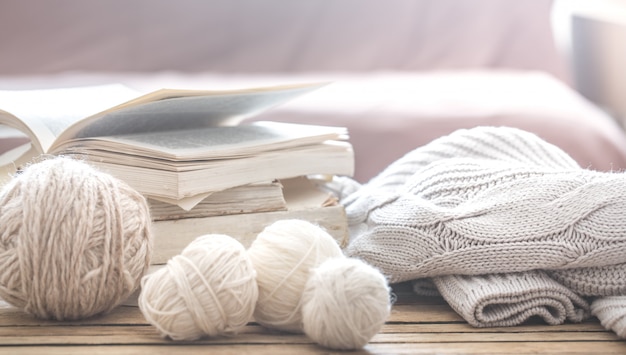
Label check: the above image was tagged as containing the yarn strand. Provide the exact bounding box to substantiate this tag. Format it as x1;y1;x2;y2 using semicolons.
0;157;152;320
138;234;258;341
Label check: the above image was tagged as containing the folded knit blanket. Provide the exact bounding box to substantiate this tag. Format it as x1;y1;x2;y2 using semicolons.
337;126;626;337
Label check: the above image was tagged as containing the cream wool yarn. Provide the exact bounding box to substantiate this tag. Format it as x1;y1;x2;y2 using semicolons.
138;234;258;341
301;257;391;350
247;219;344;333
0;157;152;320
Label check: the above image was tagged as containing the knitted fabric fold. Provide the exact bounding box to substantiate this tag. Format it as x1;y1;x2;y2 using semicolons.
341;125;580;236
343;126;626;284
346;166;626;283
548;264;626;297
338;126;626;336
433;272;590;327
591;296;626;338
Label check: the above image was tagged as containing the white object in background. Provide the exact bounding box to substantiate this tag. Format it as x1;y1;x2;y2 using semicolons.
553;0;626;122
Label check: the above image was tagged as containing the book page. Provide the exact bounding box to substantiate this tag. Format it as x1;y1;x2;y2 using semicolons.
52;121;348;160
148;181;286;219
281;176;336;209
50;82;327;151
65;140;354;199
0;142;35;185
0;85;141;153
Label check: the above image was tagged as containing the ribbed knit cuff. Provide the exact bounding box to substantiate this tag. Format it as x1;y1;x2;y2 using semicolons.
591;296;626;338
433;271;590;328
548;265;626;297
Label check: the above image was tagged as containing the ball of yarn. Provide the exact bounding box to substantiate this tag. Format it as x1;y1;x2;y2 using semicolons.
247;219;344;332
301;257;391;350
0;157;152;320
138;234;258;340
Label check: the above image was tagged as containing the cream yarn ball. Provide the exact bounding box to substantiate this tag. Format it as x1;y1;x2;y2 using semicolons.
138;234;258;340
0;157;152;320
247;219;344;332
301;257;391;350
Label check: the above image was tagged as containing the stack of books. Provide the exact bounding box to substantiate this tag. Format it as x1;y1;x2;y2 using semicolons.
0;83;354;265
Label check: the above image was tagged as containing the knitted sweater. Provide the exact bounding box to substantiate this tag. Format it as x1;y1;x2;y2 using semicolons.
339;126;626;336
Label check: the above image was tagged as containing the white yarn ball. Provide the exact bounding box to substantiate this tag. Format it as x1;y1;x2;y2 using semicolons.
247;219;344;332
301;257;391;350
0;157;152;321
138;234;258;340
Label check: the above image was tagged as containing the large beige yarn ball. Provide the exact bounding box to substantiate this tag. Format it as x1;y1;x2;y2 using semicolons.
138;234;258;341
301;257;391;350
247;219;344;332
0;157;152;320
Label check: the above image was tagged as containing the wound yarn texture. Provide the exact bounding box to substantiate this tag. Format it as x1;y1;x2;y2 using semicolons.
0;157;152;320
139;234;258;341
301;257;391;350
247;219;344;333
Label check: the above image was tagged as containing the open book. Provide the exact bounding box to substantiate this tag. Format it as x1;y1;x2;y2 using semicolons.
0;83;354;206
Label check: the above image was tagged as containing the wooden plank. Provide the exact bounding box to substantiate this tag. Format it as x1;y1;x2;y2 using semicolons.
371;331;621;343
389;304;465;322
1;280;625;355
381;321;608;334
2;342;626;355
0;323;618;346
0;303;465;326
0;305;147;327
365;342;626;355
0;344;339;355
0;327;307;346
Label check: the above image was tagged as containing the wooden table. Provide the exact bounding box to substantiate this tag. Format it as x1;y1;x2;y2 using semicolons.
1;282;625;354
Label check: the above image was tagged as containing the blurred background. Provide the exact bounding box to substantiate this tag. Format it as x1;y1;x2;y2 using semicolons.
0;0;623;121
1;0;626;180
553;0;626;123
0;0;565;75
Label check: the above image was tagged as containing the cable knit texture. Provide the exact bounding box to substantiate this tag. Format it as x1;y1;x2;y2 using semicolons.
340;126;626;336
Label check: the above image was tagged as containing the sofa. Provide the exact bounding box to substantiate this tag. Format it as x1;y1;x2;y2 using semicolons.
1;0;626;182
